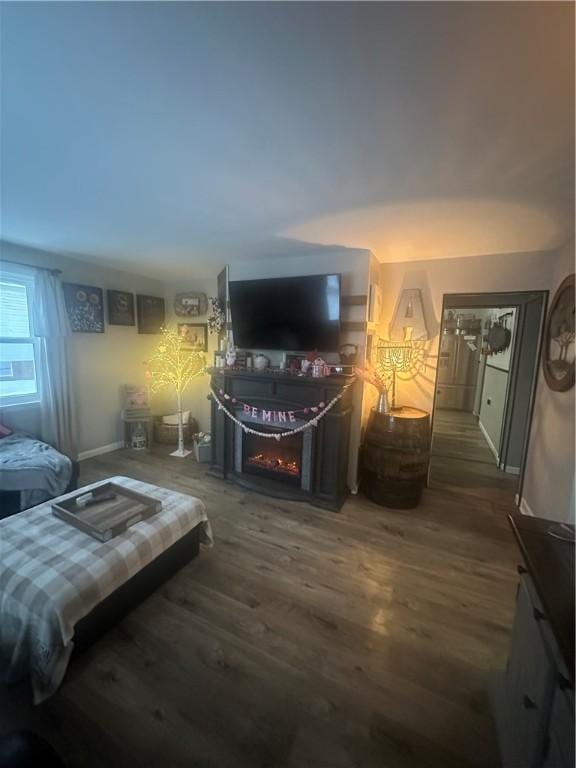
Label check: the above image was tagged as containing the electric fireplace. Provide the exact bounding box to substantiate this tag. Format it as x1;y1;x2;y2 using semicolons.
212;368;353;510
242;429;302;487
234;409;313;492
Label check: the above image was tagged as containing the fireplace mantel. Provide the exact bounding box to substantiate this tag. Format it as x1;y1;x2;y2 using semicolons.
208;368;355;510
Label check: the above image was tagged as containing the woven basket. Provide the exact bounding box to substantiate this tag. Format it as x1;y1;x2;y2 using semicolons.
153;415;199;445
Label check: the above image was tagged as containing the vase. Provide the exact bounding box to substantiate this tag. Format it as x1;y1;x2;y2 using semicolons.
376;391;390;414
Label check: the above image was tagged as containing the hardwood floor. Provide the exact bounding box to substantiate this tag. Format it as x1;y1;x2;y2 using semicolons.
1;445;520;768
430;410;518;506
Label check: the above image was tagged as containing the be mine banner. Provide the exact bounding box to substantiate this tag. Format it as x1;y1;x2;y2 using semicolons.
242;404;300;423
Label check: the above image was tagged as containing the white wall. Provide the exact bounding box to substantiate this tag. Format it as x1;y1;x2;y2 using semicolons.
522;240;575;522
378;249;555;413
0;240;165;455
479;365;508;459
477;307;516;460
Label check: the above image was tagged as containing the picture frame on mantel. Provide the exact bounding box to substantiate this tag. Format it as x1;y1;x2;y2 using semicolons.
136;295;165;334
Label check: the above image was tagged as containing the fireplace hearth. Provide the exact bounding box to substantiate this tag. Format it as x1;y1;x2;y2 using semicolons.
209;368;354;510
243;429;302;486
235;414;313;490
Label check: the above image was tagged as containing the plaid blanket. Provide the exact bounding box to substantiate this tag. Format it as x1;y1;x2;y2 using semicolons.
0;476;212;703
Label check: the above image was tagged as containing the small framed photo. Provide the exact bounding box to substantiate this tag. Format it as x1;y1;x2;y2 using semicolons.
123;385;149;409
107;290;135;326
178;323;208;351
63;283;104;333
368;283;382;323
137;295;165;334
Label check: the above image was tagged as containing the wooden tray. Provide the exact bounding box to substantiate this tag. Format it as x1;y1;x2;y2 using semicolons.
52;482;162;542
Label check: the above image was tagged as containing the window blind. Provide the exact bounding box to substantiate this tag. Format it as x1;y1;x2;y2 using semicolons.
0;280;31;338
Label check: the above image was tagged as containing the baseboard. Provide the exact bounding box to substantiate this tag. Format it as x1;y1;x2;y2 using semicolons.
478;419;500;462
78;440;124;461
519;498;535;517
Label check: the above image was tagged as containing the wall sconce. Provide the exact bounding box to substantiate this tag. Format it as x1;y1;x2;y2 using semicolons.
390;289;429;341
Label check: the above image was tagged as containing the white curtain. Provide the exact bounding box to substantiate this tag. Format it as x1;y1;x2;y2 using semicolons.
31;271;78;458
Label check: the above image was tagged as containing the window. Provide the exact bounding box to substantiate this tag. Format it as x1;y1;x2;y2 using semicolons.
0;268;40;406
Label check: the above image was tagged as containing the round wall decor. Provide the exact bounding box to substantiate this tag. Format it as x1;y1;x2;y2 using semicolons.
542;273;575;392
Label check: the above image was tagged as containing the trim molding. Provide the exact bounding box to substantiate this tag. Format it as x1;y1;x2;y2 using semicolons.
341;294;368;307
341;320;367;332
478;419;500;462
78;440;124;462
519;497;535;517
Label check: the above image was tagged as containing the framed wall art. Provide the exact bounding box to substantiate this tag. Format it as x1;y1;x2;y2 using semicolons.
123;385;149;409
543;273;575;392
107;290;135;326
178;322;208;352
174;292;208;317
63;283;104;333
136;295;165;334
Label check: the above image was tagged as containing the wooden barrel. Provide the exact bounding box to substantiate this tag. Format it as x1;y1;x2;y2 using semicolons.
360;406;430;509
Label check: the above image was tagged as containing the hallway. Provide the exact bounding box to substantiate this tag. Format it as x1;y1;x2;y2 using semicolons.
429;410;518;507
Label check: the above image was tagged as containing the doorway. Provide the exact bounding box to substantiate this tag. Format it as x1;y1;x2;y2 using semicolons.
429;291;548;507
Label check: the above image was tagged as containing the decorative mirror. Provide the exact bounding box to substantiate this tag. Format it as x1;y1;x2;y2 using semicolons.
543;273;575;392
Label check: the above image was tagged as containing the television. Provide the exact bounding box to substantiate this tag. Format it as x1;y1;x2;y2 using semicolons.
229;274;341;352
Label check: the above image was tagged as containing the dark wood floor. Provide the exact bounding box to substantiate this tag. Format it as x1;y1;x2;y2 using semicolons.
1;444;520;768
430;410;518;506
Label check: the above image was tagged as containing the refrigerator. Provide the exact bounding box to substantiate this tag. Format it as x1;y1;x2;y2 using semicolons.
436;332;482;411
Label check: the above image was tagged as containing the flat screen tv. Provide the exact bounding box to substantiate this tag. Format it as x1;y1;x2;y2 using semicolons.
229;274;341;352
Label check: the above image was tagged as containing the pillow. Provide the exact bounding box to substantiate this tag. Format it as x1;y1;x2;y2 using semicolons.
162;411;190;426
0;423;13;438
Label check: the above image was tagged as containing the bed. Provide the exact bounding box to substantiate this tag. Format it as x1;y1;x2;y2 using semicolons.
0;476;213;704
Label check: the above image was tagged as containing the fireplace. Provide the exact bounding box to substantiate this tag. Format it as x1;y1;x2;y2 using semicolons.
211;369;353;510
234;411;313;492
242;429;302;487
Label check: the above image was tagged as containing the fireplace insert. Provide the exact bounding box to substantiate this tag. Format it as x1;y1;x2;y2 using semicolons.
242;428;303;487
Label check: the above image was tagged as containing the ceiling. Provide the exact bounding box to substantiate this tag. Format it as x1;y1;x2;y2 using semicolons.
1;2;574;279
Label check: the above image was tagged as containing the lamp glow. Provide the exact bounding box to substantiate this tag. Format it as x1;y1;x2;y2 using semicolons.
377;329;415;409
145;328;206;457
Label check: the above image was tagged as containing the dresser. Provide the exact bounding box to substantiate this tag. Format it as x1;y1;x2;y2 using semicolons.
492;514;575;768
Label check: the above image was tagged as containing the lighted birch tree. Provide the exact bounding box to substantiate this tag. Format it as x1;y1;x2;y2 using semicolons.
145;328;206;457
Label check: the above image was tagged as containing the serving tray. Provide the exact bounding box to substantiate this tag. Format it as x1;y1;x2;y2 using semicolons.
52;482;162;542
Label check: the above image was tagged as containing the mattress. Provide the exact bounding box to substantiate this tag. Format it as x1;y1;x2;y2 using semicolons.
0;475;212;703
